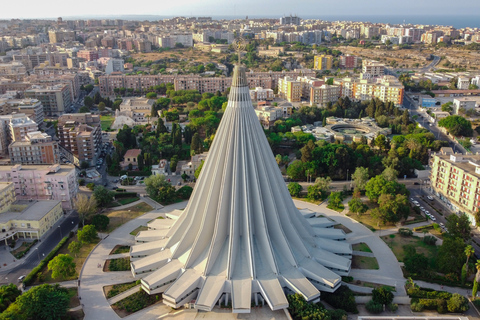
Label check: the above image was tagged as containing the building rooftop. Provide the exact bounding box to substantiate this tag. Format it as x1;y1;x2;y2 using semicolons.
0;164;75;176
0;200;61;224
124;149;142;158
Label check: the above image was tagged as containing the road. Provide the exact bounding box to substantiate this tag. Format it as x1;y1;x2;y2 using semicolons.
0;211;79;286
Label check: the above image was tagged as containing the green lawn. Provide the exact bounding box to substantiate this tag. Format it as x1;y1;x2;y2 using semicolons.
352;242;372;253
100;115;115;131
104;281;139;299
110;245;131;255
351;255;379;270
130;226;148;236
380;234;437;263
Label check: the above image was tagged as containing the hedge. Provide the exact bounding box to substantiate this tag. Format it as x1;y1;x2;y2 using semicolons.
23;234;71;286
119;170;151;177
114;192;138;199
413;224;434;232
407;287;452;299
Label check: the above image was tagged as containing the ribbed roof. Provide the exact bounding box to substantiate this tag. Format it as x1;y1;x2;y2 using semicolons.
131;64;351;313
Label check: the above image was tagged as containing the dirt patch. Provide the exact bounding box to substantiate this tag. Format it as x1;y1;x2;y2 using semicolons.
334;224;352;234
351;255;379;270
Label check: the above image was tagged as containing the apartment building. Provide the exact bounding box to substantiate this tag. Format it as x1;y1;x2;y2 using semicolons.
24;84;72;116
254;106;283;129
453;97;477;114
57;113;102;165
0;98;44;126
48;30;76;43
9;131;59;164
0;164;78;210
314;55;333;70
0;113;39;155
362;60;385;79
105;58;125;74
297;76;325;101
430;153;480;226
0;182;15;213
457;77;470;90
249;87;274;101
340;55;359;69
310;85;342;107
77;50;99;61
278;76;302;102
13;53;69;70
26;73;80;100
340;76;404;105
98;70;316;96
0;62;27;78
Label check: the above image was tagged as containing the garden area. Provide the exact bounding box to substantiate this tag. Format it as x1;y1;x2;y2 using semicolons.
109;245;131;255
112;289;161;317
104;280;140;299
130;225;148;236
100;115;115;131
104;257;131;272
103;202;153;233
11;240;38;259
351;255;379;270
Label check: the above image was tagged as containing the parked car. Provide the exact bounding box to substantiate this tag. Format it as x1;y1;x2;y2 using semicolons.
427;196;434;200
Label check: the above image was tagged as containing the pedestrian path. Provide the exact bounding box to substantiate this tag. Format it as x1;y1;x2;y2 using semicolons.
107;284;141;305
79;201;187;320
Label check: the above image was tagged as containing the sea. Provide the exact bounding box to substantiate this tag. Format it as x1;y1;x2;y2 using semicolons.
55;14;480;29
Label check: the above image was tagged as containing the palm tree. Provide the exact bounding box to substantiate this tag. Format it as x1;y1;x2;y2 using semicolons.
465;245;475;274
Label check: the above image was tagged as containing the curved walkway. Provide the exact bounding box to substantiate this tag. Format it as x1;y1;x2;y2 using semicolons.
79;198;409;320
79;201;187;320
293;200;407;296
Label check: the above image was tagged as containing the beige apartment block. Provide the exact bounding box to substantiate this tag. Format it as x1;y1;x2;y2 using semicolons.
430;153;480;226
9;131;59;164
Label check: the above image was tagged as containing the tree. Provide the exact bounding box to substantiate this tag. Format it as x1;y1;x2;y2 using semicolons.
0;284;21;313
98;102;106;111
47;254;76;280
437;236;467;274
372;286;394;307
68;241;82;258
10;284;70;320
382;166;398;181
146;92;157;99
194;160;204;179
79;106;90;113
156;118;168;136
446;213;472;240
352;167;369;190
137;153;144;171
77;225;98;243
80;161;90;170
170;155;178;173
176;185;193;199
328;191;344;209
92;214;110;231
348;197;367;215
144;174;177;204
73;194;97;226
365;174;409;202
93;186;115;207
438;115;473;137
465;245;475;276
288;182;302;197
84;96;93;108
307;177;331;201
190;132;202;155
287;160;305;180
441;101;453;113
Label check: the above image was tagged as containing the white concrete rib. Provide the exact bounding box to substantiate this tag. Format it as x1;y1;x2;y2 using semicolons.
130;65;351;313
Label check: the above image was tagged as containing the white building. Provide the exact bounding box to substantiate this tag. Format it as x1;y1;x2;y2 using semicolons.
105;58;125;74
249;87;274;101
457;76;470;90
453;97;477;114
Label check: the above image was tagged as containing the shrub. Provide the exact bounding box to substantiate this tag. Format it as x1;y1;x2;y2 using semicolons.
447;293;469;313
398;228;413;236
388;303;398;312
92;215;110;231
423;235;437;245
86;183;95;190
411;302;424;312
330;309;347;320
321;285;358;313
78;179;86;186
288;182;302;197
108;258;131;271
372;286;394;306
365;300;383;314
176;185;193;199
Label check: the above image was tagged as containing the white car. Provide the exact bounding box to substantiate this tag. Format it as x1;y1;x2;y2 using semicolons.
427;196;434;200
430;216;436;221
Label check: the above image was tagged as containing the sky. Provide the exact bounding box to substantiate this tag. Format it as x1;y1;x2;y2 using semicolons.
1;0;480;20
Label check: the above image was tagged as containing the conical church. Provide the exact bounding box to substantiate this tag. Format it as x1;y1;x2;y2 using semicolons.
129;64;352;313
